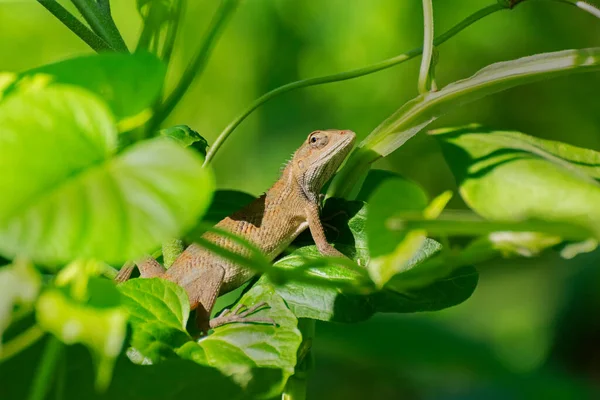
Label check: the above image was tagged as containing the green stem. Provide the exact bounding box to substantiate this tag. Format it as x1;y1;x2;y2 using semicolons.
282;319;315;400
418;0;435;94
71;0;128;52
148;0;240;134
203;3;506;165
162;238;184;269
37;0;113;52
162;0;185;65
28;336;63;400
135;4;159;52
329;47;600;198
0;324;45;362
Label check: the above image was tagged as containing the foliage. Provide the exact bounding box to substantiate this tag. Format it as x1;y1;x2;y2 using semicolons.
1;0;599;399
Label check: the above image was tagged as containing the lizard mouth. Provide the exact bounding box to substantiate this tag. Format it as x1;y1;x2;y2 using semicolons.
317;131;356;165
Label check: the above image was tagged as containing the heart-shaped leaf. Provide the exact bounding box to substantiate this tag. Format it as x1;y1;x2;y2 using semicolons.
0;85;214;265
119;277;301;398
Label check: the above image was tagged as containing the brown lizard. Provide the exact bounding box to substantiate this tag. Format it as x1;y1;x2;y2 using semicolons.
116;129;356;333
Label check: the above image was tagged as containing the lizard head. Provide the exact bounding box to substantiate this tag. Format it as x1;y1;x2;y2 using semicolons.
291;129;356;198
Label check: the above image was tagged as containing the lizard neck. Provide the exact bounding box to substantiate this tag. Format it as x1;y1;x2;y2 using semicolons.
279;162;318;204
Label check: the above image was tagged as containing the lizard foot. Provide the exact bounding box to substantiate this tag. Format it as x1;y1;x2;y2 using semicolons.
209;302;276;330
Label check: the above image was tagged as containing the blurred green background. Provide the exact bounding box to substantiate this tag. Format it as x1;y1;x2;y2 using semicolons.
2;0;600;398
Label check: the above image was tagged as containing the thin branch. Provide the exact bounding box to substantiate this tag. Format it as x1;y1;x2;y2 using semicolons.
418;0;435;94
162;0;185;65
71;0;128;52
148;0;240;134
203;3;506;165
28;336;63;400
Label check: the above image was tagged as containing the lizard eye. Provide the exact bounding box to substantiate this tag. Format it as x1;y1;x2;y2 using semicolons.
310;136;318;143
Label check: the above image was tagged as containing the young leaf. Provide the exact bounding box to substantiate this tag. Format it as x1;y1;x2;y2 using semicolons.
4;52;165;126
159;125;209;156
431;125;600;237
36;278;128;390
0;85;214;265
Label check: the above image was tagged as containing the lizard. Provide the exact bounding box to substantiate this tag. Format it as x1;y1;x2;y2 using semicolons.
115;129;356;334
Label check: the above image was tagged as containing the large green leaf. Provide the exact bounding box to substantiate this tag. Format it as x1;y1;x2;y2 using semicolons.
431;125;600;236
269;195;477;322
36;278;128;390
0;85;214;265
119;278;301;398
4;52;165;125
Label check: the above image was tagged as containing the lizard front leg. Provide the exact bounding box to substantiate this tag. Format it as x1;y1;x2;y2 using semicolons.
306;203;346;258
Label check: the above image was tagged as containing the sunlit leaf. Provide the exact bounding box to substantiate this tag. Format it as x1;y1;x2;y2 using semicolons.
432;125;600;237
0;85;214;265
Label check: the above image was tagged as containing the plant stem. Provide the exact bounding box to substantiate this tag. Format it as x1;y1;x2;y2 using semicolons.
328;47;600;198
148;0;240;134
203;3;506;165
0;324;45;362
418;0;435;94
162;0;185;65
282;319;315;400
37;0;113;52
71;0;128;52
28;336;63;400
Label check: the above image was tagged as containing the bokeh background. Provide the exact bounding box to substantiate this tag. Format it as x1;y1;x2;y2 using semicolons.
2;0;600;398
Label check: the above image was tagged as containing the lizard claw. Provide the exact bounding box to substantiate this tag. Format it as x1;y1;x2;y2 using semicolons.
209;302;276;330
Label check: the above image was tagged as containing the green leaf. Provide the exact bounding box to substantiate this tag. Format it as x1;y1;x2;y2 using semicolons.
159;125;209;156
118;278;191;362
375;265;479;313
5;52;165;126
0;261;41;343
119;277;301;397
270;197;476;322
191;280;302;398
431;125;600;237
0;85;214;265
36;278;128;390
